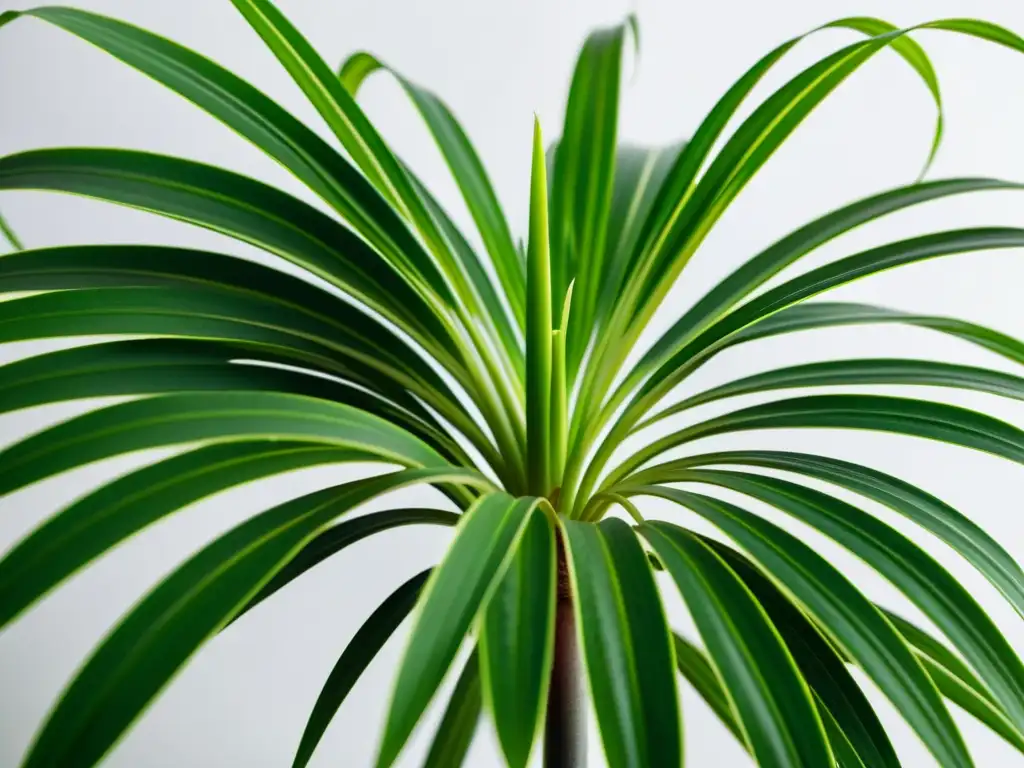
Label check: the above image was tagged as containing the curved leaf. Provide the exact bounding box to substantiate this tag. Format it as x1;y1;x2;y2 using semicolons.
664;469;1024;736
887;611;1024;754
633;178;1023;391
646;357;1024;427
642;522;831;766
561;518;681;768
629;488;973;768
236;508;458;624
0;441;372;630
611;394;1024;487
0;6;454;305
0;391;467;499
704;540;899;768
340;52;524;329
293;569;430;768
479;506;556;768
638;449;1024;621
0;286;494;464
423;653;483;768
0;148;457;360
376;494;538;767
730;302;1024;365
18;467;479;768
636;227;1024;417
670;633;745;745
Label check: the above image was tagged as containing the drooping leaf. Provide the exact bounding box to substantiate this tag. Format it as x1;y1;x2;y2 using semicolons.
0;6;455;306
376;494;538;767
636;449;1024;621
0;441;372;629
628;488;974;768
611;394;1024;488
292;570;430;768
561;518;681;767
887;612;1024;754
645;358;1024;427
18;468;480;768
422;653;483;768
704;541;900;768
479;506;556;768
340;52;525;329
233;509;459;624
642;522;832;766
660;469;1024;736
0;391;470;498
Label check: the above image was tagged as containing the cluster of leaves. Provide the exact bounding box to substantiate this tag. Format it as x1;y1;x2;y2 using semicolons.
2;2;1024;767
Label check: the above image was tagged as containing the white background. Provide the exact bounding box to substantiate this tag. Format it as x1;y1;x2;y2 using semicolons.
3;0;1024;765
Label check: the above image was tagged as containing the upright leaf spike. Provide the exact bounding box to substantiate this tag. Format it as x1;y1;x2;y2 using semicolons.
527;116;553;496
550;280;575;496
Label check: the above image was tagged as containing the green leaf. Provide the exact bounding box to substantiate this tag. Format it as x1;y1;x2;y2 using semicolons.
632;178;1022;390
0;285;493;465
561;518;681;768
0;391;470;498
730;302;1024;366
526;118;553;495
551;20;628;366
646;358;1024;425
293;569;430;768
611;394;1024;488
0;441;373;629
479;506;556;768
664;470;1024;737
631;489;973;768
233;509;459;624
707;541;900;768
0;148;457;361
889;612;1024;754
422;653;483;768
340;52;525;329
630;21;1020;323
376;494;537;767
0;339;461;459
670;633;745;746
641;449;1024;622
642;522;832;767
19;467;478;768
0;7;454;306
0;208;22;250
636;227;1024;418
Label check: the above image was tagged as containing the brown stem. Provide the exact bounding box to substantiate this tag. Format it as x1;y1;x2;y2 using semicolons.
544;533;586;768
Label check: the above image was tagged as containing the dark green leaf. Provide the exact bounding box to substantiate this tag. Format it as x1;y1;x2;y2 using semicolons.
0;148;457;359
0;441;372;629
642;522;832;767
19;467;478;768
423;653;483;768
0;391;472;498
640;449;1024;621
561;518;681;767
293;569;430;768
376;494;537;767
663;470;1024;737
234;509;459;624
480;507;556;768
631;489;973;768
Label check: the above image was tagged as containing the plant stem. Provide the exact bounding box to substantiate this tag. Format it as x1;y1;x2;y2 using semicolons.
544;535;586;768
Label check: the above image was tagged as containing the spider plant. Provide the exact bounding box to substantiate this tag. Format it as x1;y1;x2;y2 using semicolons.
3;3;1024;766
